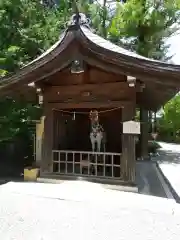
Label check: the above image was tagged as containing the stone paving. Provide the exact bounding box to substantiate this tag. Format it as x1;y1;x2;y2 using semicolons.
157;142;180;200
136;161;172;198
0;181;180;240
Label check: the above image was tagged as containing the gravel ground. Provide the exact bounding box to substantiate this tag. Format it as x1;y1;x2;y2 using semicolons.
0;181;180;240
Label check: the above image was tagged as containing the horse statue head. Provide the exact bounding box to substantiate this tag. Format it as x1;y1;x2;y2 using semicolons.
89;110;99;123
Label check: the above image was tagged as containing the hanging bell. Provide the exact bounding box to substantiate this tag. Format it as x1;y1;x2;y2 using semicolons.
71;59;84;74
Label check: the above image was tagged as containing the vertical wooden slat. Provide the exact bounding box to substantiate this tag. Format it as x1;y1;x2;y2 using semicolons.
95;154;98;176
88;153;90;175
80;152;82;174
103;154;106;177
65;152;68;173
111;155;114;177
58;151;61;173
73;152;75;174
120;155;121;177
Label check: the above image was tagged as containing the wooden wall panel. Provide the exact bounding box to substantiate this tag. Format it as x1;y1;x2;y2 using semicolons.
45;69;85;86
89;67;126;83
43;65;126;86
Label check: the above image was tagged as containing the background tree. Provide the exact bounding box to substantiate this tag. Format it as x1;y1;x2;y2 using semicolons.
108;0;180;60
0;0;62;142
158;94;180;142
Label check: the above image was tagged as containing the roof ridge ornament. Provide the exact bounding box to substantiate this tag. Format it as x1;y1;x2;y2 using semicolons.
68;1;91;28
68;13;91;28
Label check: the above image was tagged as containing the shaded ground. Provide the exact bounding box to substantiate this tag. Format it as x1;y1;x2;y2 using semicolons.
136;161;172;199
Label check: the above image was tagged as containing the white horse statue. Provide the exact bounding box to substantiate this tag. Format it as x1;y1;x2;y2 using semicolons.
89;110;106;152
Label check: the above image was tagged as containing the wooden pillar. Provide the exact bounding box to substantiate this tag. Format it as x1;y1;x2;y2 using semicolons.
139;108;149;160
121;104;136;184
36;116;45;167
41;105;53;173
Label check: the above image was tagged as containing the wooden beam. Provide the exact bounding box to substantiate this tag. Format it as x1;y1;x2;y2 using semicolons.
43;81;140;93
48;100;131;109
43;82;138;103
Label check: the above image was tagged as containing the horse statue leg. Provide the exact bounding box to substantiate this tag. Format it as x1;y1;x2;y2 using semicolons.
96;132;103;153
90;133;96;175
90;134;95;152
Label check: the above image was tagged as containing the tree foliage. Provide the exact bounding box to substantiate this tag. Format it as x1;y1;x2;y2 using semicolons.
108;0;180;60
0;0;61;141
0;0;63;72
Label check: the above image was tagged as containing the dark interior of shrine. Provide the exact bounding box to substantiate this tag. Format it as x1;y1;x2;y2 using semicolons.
53;108;122;153
52;108;122;177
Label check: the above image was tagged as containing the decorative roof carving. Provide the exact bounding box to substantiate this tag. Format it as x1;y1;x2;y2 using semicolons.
68;13;91;28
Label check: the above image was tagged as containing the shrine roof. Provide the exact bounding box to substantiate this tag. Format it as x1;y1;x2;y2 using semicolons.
0;13;180;110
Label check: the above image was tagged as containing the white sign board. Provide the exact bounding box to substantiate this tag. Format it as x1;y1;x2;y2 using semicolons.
123;120;140;134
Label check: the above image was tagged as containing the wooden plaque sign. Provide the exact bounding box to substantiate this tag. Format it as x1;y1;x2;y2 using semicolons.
123;120;140;134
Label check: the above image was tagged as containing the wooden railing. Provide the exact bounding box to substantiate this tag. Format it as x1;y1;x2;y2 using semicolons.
52;150;122;179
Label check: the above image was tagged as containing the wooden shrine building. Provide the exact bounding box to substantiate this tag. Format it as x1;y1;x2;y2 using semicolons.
0;13;180;186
